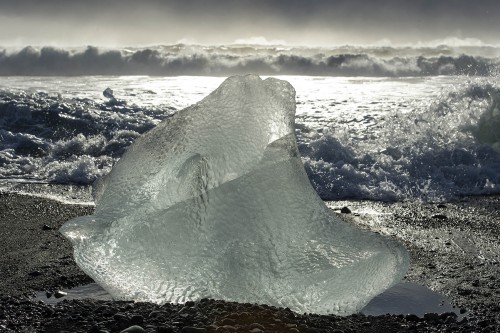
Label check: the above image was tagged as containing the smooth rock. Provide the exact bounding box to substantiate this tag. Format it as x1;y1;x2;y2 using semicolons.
120;325;146;333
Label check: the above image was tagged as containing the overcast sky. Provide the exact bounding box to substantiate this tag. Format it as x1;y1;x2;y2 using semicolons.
1;0;499;47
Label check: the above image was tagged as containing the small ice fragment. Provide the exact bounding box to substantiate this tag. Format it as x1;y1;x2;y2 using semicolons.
103;88;114;100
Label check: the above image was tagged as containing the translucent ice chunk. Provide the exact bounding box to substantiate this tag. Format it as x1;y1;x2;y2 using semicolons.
60;75;408;315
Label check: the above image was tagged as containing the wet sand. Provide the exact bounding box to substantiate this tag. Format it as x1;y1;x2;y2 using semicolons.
0;191;498;332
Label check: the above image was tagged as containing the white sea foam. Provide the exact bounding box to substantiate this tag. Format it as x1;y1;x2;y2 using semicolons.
0;75;499;202
300;79;500;201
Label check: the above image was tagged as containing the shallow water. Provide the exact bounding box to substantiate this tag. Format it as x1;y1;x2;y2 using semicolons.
35;282;460;318
361;282;460;317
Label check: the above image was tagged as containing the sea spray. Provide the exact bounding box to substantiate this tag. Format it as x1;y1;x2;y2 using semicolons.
301;79;500;201
1;75;499;201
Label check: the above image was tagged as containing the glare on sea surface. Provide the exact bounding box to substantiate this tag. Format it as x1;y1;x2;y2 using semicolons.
2;74;495;202
279;76;441;137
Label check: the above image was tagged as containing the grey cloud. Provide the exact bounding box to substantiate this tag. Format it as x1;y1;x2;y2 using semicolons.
0;0;499;46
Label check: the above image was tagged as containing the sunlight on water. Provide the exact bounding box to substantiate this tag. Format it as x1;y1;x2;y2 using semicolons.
0;75;499;201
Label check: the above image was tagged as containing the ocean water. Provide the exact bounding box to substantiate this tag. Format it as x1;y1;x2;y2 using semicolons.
1;44;499;202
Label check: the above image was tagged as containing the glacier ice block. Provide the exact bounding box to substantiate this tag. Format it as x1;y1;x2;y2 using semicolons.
60;75;408;315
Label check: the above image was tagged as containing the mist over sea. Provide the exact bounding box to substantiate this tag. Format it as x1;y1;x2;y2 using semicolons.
1;43;499;202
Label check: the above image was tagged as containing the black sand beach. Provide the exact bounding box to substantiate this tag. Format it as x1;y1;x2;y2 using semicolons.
0;191;498;332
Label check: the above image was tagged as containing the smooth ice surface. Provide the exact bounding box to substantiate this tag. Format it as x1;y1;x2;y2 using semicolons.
60;75;408;315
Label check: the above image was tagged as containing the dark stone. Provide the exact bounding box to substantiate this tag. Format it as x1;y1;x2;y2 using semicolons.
221;318;236;325
120;326;146;333
130;314;144;325
114;313;130;324
432;214;447;219
249;323;265;330
405;314;420;322
249;328;263;333
43;307;55;317
88;325;102;333
28;270;42;277
221;326;237;332
180;327;207;333
340;207;351;214
439;312;457;320
423;313;440;323
156;326;174;333
148;310;162;318
42;224;53;230
458;288;472;296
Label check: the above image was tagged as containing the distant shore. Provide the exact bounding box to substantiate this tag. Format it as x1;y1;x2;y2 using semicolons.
0;190;498;332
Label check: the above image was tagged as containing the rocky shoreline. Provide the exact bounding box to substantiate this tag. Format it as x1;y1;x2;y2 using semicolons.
0;191;498;332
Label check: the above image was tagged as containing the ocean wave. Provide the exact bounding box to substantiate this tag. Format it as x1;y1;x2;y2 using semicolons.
0;89;174;183
0;45;498;76
300;81;500;201
1;77;499;202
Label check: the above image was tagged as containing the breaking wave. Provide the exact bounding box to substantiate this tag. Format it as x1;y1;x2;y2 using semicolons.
0;76;499;202
299;82;500;201
0;90;174;183
0;44;499;76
